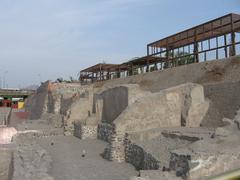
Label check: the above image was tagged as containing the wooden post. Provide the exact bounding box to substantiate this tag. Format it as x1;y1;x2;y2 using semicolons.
224;34;228;58
231;14;236;56
194;29;199;63
231;32;236;56
216;37;219;59
146;59;149;72
166;48;169;69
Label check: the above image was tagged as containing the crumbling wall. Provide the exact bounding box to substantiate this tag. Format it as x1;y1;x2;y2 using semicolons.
26;81;49;120
61;85;95;134
97;56;240;127
125;138;160;170
100;56;240;93
100;83;209;169
0;108;11;126
99;86;128;124
114;83;209;133
93;84;150;125
73;121;97;139
27;81;95;134
167;117;240;179
97;123;113;142
202;81;240;127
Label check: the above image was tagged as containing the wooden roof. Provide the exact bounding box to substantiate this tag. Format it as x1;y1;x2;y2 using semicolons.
148;13;240;49
81;63;120;73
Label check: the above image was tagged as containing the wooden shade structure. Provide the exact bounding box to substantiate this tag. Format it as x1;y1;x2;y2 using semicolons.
79;13;240;84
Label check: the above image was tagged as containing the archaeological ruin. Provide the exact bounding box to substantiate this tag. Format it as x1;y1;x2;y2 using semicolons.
1;13;240;180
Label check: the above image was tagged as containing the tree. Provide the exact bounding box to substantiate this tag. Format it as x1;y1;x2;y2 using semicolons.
167;51;194;66
177;52;194;66
56;77;63;83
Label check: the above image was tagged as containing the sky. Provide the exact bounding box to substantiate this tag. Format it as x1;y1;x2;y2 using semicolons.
0;0;239;88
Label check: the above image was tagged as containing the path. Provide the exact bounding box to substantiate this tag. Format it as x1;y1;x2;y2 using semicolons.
37;136;137;180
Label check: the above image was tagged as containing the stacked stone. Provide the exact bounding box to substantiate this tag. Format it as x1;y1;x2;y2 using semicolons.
73;122;97;139
81;125;97;139
169;152;190;179
97;123;113;142
108;133;126;162
124;136;160;170
100;144;111;160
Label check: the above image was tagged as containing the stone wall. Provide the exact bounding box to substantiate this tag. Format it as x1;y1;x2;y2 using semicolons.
125;139;160;170
74;122;97;139
101;132;125;162
97;123;114;142
101;130;160;170
169;152;190;179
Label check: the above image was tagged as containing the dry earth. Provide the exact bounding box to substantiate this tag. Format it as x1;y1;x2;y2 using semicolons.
37;136;137;180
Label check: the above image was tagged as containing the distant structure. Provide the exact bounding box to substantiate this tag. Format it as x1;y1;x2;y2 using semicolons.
0;89;35;109
79;13;240;84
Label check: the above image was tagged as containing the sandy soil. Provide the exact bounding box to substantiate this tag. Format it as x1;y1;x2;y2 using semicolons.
37;136;137;180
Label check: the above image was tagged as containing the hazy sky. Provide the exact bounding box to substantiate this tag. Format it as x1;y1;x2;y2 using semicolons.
0;0;239;88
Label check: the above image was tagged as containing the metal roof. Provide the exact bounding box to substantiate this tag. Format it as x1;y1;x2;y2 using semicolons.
148;13;240;49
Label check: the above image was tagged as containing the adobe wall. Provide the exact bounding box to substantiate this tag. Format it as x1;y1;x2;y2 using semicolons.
26;81;95;134
97;86;128;124
0;108;11;126
96;56;240;127
100;56;240;93
114;83;209;133
100;83;209;166
26;81;49;120
202;81;240;126
93;84;150;125
60;85;95;133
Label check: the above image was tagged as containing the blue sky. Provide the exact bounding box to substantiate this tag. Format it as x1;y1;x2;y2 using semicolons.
0;0;239;87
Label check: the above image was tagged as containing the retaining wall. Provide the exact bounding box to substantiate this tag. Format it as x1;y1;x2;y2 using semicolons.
97;123;114;142
125;138;160;170
74;122;97;139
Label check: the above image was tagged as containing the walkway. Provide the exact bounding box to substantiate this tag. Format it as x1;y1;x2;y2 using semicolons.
37;136;137;180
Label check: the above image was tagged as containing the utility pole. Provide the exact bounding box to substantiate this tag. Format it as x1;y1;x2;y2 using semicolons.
3;76;5;88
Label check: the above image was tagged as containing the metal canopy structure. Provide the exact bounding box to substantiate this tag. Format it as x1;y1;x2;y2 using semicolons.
147;13;240;67
80;63;129;83
148;13;240;50
124;56;166;66
79;13;240;84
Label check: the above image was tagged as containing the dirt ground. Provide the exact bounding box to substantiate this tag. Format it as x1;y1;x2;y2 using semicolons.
36;136;137;180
